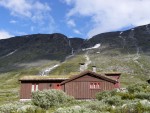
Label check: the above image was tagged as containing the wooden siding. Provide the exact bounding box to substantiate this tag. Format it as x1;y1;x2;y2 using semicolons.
39;83;61;90
63;75;115;99
20;82;32;99
73;74;104;82
105;74;120;88
20;71;120;99
20;80;63;99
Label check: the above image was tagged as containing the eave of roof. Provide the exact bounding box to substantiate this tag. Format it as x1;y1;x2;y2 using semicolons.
61;70;118;85
19;75;69;81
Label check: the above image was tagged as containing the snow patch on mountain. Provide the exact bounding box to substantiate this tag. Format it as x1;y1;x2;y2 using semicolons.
82;43;101;51
6;50;17;56
0;50;17;59
39;50;76;76
39;64;60;76
120;32;123;34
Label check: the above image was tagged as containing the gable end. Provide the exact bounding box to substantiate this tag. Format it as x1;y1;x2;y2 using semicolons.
61;71;117;85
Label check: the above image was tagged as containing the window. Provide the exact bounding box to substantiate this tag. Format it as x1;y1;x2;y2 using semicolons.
90;82;101;89
31;83;38;92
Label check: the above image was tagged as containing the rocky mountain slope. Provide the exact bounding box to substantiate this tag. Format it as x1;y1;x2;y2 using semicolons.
0;33;84;73
84;24;150;54
0;24;150;74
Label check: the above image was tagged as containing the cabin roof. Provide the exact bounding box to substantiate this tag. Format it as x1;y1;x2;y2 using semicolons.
19;71;121;82
19;75;69;81
61;70;118;85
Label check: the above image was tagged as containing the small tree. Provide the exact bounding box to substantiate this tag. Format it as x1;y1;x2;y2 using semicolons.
32;89;74;109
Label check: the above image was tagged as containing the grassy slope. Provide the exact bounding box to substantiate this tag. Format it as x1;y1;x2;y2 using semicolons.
0;54;85;105
88;48;150;87
0;50;149;105
51;49;150;87
0;60;59;105
50;54;85;75
0;72;20;105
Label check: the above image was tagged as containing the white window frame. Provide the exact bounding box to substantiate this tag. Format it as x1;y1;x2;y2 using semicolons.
35;84;38;91
90;82;101;89
31;83;38;92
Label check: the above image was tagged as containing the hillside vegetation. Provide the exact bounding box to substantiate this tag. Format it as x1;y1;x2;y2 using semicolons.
0;24;150;105
0;83;150;113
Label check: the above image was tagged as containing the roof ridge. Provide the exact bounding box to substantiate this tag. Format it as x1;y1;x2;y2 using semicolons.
61;70;118;85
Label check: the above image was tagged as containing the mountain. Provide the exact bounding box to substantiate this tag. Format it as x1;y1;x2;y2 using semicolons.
0;24;150;73
84;24;150;54
0;24;150;104
0;33;84;72
48;24;150;85
81;24;150;85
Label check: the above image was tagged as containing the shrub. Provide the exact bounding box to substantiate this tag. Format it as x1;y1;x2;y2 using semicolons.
0;101;24;113
0;101;42;113
110;89;117;96
32;89;74;109
25;107;46;113
85;101;112;112
104;96;123;106
55;106;97;113
127;83;149;93
17;105;39;113
135;92;150;100
115;102;150;113
120;93;135;100
96;91;111;100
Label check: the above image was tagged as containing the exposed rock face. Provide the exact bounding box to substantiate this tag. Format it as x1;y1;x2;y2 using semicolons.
0;33;84;72
0;24;150;73
0;33;84;61
83;24;150;54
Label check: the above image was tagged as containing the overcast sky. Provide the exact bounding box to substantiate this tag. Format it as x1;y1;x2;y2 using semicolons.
0;0;150;39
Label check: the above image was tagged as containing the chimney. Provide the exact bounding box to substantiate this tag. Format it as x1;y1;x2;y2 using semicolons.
92;66;96;72
79;63;85;72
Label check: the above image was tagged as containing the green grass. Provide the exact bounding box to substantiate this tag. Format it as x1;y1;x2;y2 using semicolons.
50;55;85;75
0;72;20;105
88;49;150;87
120;73;146;87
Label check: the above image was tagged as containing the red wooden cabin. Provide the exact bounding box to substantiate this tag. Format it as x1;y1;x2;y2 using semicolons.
61;71;119;99
19;76;68;101
19;71;121;100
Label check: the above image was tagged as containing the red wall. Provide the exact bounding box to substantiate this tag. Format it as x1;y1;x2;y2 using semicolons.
62;74;115;99
105;74;120;88
20;81;62;99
